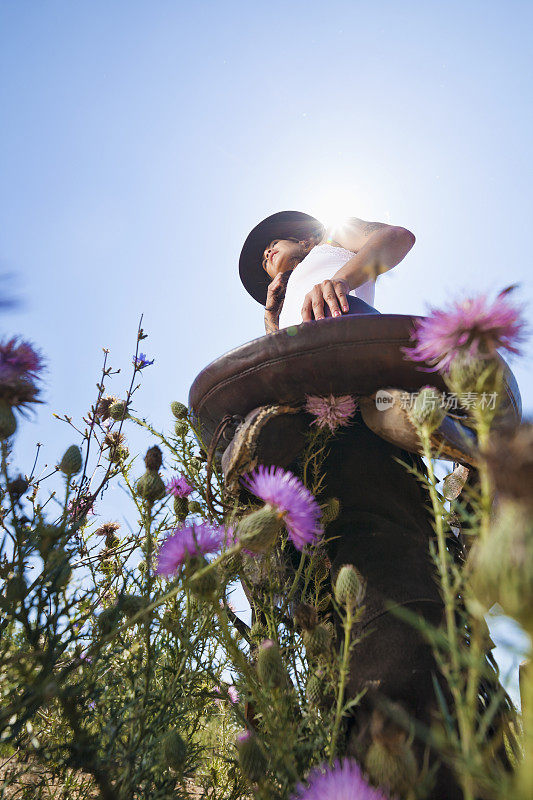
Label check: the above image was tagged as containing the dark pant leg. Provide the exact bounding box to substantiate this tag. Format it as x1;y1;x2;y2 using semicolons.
323;294;382;318
317;414;462;799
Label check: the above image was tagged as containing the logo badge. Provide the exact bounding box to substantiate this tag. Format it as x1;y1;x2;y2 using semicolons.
375;390;395;411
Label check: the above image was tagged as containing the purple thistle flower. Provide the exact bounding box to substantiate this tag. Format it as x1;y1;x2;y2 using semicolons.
237;730;252;744
223;525;242;550
166;474;193;498
0;338;42;380
240;465;322;551
224;523;255;556
0;338;44;409
402;287;528;373
291;759;390;800
215;684;239;705
156;522;223;576
68;492;95;521
305;394;358;432
227;684;239;704
134;352;155;370
223;525;236;548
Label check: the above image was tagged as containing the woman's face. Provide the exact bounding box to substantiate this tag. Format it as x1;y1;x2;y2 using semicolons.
262;238;305;280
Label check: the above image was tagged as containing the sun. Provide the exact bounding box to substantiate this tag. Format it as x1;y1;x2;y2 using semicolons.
306;189;364;236
303;185;390;234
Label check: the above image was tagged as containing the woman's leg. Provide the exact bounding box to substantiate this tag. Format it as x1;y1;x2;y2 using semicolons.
315;416;462;799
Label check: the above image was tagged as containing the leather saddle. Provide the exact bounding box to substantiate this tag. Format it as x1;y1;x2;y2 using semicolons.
188;314;522;483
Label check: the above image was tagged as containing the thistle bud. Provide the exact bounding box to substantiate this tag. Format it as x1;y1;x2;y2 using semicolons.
188;564;219;600
37;524;62;558
96;395;117;422
45;548;71;589
446;352;503;397
174;496;189;521
237;505;283;554
7;475;29;501
306;673;325;707
335;564;366;610
442;464;469;500
174;420;188;436
303;623;332;659
105;532;120;549
321;497;340;525
365;740;418;797
256;639;285;689
171;401;188;420
109;400;129;421
136;471;166;504
407;387;446;433
97;606;120;636
96;522;120;538
250;621;267;642
311;549;331;583
293;602;318;631
0;401;17;440
188;499;202;515
5;575;27;602
236;730;267;783
98;556;114;579
59;445;83;476
161;729;187;771
482;422;533;508
120;594;145;618
144;445;163;471
162;610;178;633
471;500;533;629
104;431;128;463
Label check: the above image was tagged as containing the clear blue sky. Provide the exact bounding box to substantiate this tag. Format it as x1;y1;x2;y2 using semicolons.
1;1;531;697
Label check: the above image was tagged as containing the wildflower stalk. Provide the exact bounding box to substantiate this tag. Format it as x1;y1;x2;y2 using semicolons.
418;427;478;800
462;402;498;792
329;603;355;766
215;605;301;788
279;550;306;621
418;429;460;675
129;413;225;522
471;406;494;542
517;658;533;799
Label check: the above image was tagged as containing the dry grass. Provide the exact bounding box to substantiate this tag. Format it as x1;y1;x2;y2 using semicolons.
1;759;224;799
0;757;97;798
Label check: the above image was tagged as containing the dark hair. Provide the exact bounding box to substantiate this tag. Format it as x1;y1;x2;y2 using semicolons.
263;229;324;323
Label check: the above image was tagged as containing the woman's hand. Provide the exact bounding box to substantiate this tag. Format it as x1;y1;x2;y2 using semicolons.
264;271;291;334
301;278;350;322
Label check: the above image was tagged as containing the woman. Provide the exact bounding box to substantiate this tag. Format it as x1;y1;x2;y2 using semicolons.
237;212;467;798
238;210;416;334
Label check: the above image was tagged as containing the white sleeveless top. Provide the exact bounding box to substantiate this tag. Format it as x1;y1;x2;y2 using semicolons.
278;243;376;329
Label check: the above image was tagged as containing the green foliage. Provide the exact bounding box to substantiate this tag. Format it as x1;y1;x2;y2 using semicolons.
0;324;530;800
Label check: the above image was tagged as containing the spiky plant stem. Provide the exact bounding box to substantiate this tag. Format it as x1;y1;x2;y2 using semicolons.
461;406;497;796
329;603;354;766
516;657;533;799
418;427;477;800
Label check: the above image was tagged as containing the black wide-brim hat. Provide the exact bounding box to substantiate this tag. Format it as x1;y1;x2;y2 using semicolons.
239;210;324;305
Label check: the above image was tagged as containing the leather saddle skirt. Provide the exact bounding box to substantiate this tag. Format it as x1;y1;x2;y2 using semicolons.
188;314;522;469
